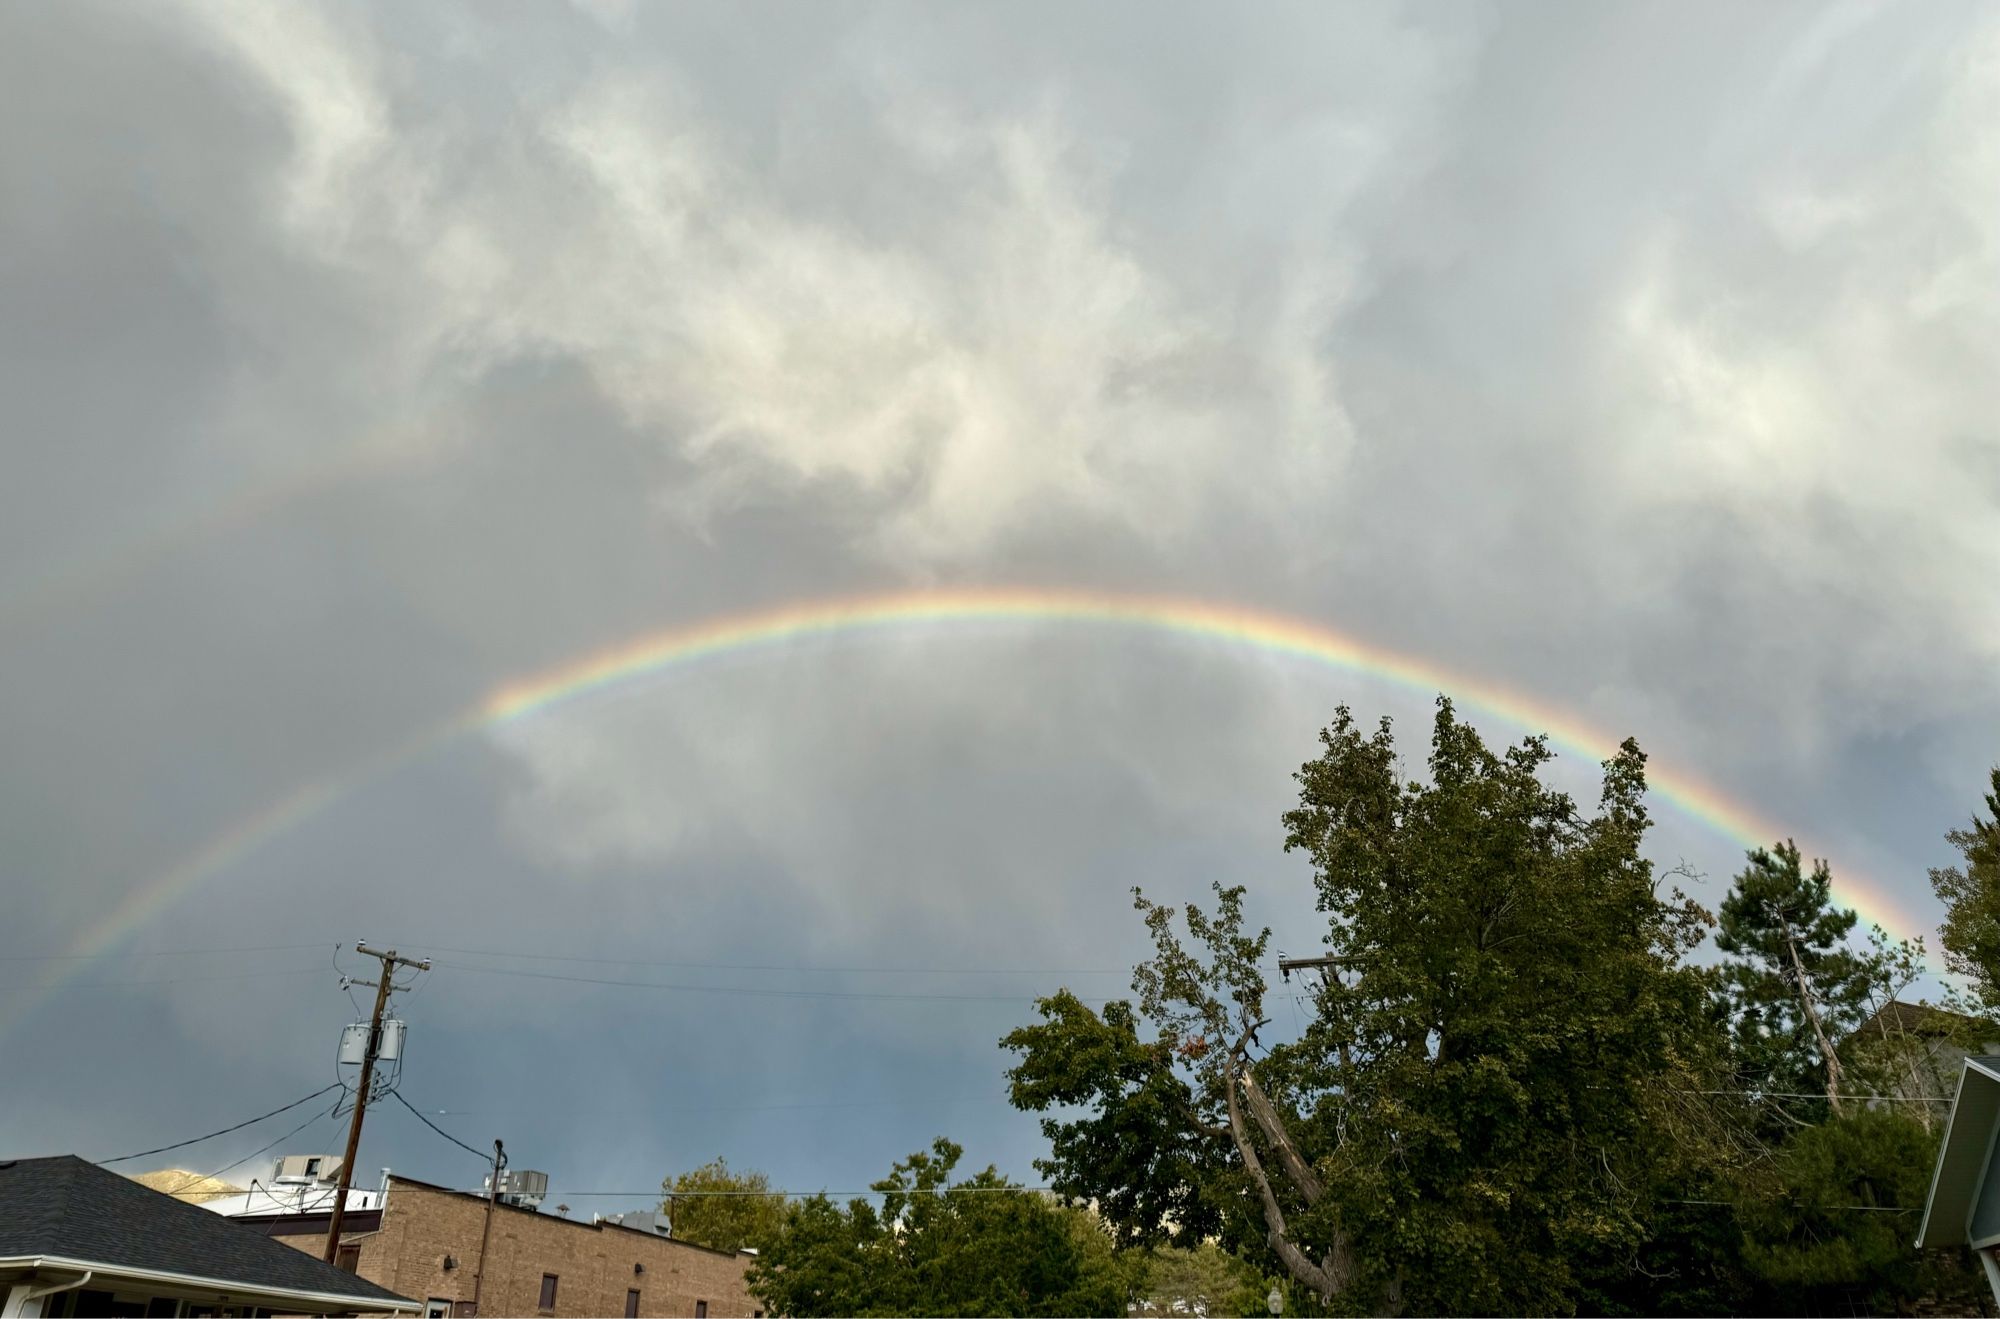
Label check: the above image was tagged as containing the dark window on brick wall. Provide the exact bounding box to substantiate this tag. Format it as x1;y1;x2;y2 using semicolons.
695;1303;707;1318
540;1274;559;1310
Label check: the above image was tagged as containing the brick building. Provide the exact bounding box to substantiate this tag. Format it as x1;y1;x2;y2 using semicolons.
237;1176;760;1318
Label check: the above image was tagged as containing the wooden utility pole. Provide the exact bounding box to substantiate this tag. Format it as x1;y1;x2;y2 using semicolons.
471;1138;506;1315
324;943;430;1263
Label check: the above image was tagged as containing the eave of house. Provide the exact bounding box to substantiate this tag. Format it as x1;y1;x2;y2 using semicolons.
0;1253;420;1313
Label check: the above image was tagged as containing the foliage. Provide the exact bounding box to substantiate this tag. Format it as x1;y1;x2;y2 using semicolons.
660;1156;787;1255
1007;700;1730;1315
1734;1107;1985;1315
1838;933;1971;1133
746;1138;1141;1317
1714;842;1885;1110
1932;768;2000;1016
1132;1240;1271;1318
1003;991;1235;1250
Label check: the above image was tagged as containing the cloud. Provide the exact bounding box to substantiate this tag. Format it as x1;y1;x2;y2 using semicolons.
5;0;1998;1194
1589;10;2000;749
145;5;1372;568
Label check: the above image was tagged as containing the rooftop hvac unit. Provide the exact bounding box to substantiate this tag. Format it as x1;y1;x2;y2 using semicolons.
275;1154;341;1185
498;1169;549;1210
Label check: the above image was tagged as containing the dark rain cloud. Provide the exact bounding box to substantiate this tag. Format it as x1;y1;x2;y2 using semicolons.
2;0;1995;1200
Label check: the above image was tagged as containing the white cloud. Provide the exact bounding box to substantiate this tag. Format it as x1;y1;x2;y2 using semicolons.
167;0;397;243
1595;14;2000;740
504;75;1357;563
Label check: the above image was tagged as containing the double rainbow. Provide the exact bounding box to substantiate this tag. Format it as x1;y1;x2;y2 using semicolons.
8;587;1918;1035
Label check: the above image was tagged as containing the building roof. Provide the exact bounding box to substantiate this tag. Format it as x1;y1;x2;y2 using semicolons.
203;1183;382;1218
1850;998;1988;1043
0;1155;415;1310
383;1174;752;1260
1917;1058;2000;1249
126;1169;246;1204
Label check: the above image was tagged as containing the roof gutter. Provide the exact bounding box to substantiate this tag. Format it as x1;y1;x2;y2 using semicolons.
24;1270;92;1303
0;1256;419;1313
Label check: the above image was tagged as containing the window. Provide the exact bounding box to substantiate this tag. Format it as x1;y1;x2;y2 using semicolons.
426;1302;453;1318
624;1290;639;1318
305;1157;321;1176
336;1244;362;1272
539;1274;559;1310
694;1304;707;1318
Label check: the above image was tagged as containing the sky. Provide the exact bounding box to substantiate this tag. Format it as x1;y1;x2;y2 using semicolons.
2;0;1997;1213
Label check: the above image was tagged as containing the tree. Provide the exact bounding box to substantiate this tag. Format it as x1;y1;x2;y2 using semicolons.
746;1138;1140;1317
1005;700;1728;1315
1734;1107;1986;1315
1931;768;2000;1015
1714;842;1882;1111
1132;1240;1270;1318
660;1156;786;1255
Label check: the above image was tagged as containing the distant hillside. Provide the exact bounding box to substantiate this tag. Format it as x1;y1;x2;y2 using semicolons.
127;1169;247;1204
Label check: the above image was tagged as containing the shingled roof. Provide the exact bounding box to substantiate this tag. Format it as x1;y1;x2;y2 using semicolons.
0;1155;413;1310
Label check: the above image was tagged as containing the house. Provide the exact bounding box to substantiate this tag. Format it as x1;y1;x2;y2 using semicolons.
1847;1000;2000;1113
0;1155;417;1317
1916;1058;2000;1306
232;1174;762;1318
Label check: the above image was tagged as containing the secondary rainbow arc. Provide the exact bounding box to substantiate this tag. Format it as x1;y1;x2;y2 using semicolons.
8;587;1920;1039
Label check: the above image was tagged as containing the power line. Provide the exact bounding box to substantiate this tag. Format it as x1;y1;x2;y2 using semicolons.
657;1096;1010;1113
430;959;1112;1004
0;942;330;963
386;1089;489;1162
1663;1198;1914;1214
422;943;1132;978
0;968;328;992
1669;1088;1947;1103
98;1083;344;1165
182;1101;345;1191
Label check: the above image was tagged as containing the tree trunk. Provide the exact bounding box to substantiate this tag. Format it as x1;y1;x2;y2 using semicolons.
1782;922;1846;1114
1221;1023;1352;1306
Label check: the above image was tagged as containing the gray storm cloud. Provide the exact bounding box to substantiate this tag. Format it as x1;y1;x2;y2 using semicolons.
1;0;1994;1198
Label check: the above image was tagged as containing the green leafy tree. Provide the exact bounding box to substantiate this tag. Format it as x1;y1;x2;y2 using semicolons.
1931;769;2000;1015
1006;700;1729;1315
1714;842;1882;1111
660;1156;786;1254
747;1138;1139;1317
1133;1240;1270;1317
1734;1107;1985;1314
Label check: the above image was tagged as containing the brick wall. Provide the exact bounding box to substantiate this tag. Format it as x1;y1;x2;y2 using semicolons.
265;1178;761;1318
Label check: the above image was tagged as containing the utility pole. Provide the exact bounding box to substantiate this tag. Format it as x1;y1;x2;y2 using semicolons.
472;1138;505;1316
324;943;430;1263
1278;953;1370;986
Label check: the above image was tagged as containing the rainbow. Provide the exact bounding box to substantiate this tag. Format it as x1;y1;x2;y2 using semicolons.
7;587;1922;1035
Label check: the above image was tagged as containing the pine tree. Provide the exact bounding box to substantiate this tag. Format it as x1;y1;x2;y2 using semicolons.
1714;841;1880;1111
1931;768;2000;1015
